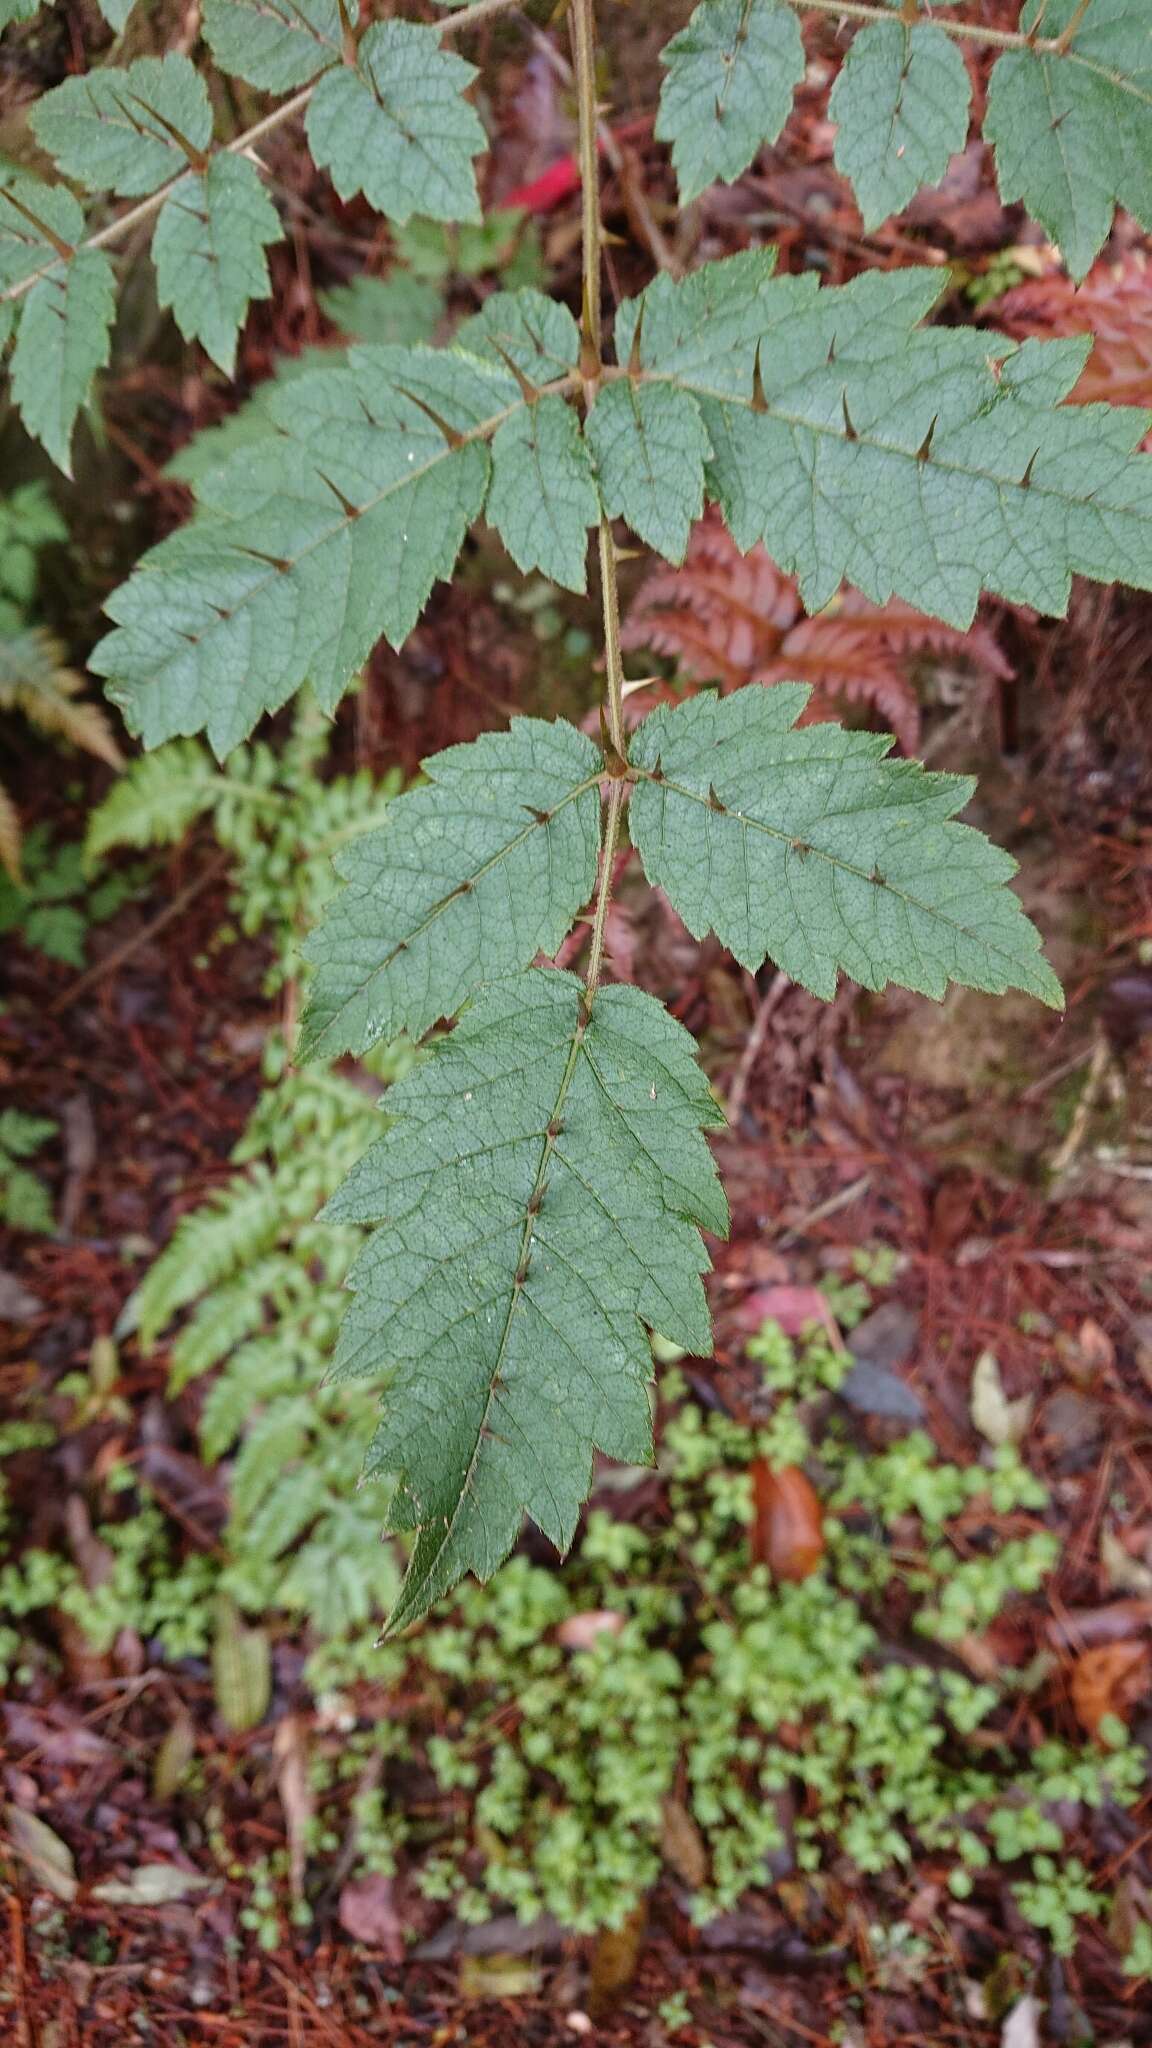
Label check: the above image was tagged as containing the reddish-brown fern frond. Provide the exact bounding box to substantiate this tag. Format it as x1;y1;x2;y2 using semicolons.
990;255;1152;431
622;515;1012;755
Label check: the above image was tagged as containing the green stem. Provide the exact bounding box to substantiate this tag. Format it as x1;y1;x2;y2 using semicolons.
573;0;630;1003
571;0;603;376
597;519;627;760
583;780;627;999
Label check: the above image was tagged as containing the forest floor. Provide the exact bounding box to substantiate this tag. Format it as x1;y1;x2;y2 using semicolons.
4;3;1152;2044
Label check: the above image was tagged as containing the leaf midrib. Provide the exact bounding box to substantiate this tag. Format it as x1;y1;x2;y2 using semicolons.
387;1010;588;1630
115;367;577;667
306;768;601;1050
618;364;1149;513
638;764;1040;977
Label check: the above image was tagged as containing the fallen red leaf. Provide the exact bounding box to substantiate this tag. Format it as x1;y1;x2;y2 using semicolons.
751;1462;825;1582
1069;1640;1152;1738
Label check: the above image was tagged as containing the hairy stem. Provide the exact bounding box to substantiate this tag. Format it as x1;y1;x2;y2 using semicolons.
583;781;627;998
783;0;1074;51
573;0;629;1003
0;0;526;308
571;0;603;373
597;519;627;759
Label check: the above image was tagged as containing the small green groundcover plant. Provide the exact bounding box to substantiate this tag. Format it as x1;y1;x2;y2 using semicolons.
5;0;1152;1635
2;1306;1147;1963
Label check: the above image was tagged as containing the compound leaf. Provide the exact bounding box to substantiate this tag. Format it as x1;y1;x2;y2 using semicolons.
656;0;805;205
585;380;711;564
201;0;342;92
152;153;282;375
323;969;727;1631
92;343;524;755
300;717;603;1058
829;19;971;230
620;255;1152;622
985;0;1152;283
11;248;116;474
31;53;212;198
629;684;1063;1008
306;20;484;226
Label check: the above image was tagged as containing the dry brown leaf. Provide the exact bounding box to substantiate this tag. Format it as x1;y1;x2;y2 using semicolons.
588;1901;647;2018
338;1872;404;1960
4;1804;77;1901
971;1350;1034;1447
1069;1639;1152;1738
273;1714;312;1904
750;1462;825;1582
556;1609;626;1651
91;1864;213;1906
152;1709;196;1801
459;1953;541;1999
660;1795;708;1889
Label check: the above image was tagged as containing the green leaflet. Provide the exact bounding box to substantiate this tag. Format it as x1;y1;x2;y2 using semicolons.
655;0;805;205
629;685;1063;1009
162;348;343;488
299;718;603;1059
0;1;42;26
488;397;599;591
618;256;1152;623
152;155;282;376
11;250;116;474
201;0;342;92
584;381;711;564
305;20;485;226
31;53;212;198
829;19;971;229
457;287;581;386
0;172;83;292
92;253;1152;748
91;344;514;756
97;0;136;26
458;290;598;586
986;0;1152;282
323;970;727;1633
319;274;443;346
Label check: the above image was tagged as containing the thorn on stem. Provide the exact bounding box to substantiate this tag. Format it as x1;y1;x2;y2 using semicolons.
751;340;769;415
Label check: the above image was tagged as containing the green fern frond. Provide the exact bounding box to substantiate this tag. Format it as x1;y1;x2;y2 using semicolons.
84;738;230;860
135;1166;288;1351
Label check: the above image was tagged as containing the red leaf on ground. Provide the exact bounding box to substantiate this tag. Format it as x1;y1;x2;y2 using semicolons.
750;1463;826;1582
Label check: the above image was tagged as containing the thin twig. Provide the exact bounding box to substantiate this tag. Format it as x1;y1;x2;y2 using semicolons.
726;969;790;1122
